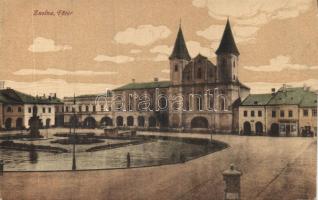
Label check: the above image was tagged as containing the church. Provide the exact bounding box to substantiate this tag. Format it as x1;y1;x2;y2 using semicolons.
111;19;250;133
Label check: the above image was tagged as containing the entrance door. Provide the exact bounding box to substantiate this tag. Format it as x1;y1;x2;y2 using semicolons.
5;118;12;129
286;124;291;136
243;122;251;135
270;123;279;136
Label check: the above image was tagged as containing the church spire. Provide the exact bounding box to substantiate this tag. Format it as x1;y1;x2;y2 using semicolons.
216;19;240;56
169;25;191;61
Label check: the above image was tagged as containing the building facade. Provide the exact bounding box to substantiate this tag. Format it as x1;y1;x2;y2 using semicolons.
63;92;113;128
0;88;62;129
62;20;250;133
239;86;317;136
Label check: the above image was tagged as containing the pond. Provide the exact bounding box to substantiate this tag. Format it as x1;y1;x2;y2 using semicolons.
0;128;226;171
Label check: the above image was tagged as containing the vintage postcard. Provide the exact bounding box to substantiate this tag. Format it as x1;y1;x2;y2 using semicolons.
0;0;317;199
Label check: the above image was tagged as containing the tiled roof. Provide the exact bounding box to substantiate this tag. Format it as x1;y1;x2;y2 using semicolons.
268;87;305;105
113;81;171;91
241;94;273;106
241;86;317;107
75;92;112;98
216;19;240;56
299;90;317;107
0;89;62;104
169;26;191;61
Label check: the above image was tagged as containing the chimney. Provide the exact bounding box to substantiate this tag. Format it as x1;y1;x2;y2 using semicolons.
0;81;5;89
271;88;275;95
282;84;287;92
132;79;135;83
154;77;159;82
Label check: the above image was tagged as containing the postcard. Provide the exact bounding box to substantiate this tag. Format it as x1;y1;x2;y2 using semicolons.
0;0;316;199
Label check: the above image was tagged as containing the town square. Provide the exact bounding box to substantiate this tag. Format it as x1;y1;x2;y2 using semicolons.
0;0;317;199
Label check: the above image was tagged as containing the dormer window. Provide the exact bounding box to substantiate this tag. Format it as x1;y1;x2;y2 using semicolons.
174;65;178;72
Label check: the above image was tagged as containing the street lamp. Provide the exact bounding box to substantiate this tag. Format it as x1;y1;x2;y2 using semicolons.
72;94;77;171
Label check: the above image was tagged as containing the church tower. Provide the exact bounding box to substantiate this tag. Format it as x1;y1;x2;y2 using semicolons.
169;25;191;85
216;19;239;83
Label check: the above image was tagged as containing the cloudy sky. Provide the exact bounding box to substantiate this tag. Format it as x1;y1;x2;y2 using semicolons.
0;0;317;97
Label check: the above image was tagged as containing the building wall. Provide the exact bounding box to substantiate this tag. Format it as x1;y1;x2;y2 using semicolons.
239;106;266;135
239;104;317;137
299;107;317;135
23;104;56;128
3;104;24;129
265;105;299;136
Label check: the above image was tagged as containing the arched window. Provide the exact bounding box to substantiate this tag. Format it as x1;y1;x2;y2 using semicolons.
79;105;82;112
86;105;89;112
138;116;145;127
18;107;22;112
127;116;134;126
233;75;236;80
195;93;203;111
197;68;202;79
218;96;226;111
174;65;178;72
6;107;12;112
208;94;214;110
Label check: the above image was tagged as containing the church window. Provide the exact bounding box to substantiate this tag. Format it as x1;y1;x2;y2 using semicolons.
6;107;12;112
174;65;178;72
222;58;226;67
209;69;213;77
220;97;226;111
197;68;202;79
196;97;202;111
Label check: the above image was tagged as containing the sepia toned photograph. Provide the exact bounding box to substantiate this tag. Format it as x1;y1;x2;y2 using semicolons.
0;0;317;199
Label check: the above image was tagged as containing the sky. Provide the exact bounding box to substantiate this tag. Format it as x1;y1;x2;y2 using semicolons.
0;0;318;97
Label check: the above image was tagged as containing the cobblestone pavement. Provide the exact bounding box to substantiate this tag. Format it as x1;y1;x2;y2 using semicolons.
0;132;316;200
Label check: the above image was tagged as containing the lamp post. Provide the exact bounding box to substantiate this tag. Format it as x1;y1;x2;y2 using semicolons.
72;94;77;171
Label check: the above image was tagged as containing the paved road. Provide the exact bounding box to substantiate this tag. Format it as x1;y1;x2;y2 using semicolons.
0;133;316;200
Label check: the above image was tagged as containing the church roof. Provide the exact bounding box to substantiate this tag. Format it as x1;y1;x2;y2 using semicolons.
216;19;240;56
194;54;207;60
113;81;171;91
169;26;191;61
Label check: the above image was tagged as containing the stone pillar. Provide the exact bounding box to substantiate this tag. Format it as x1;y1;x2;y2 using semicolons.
222;164;242;200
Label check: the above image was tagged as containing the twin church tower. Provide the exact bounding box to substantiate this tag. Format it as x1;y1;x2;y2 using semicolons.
169;19;240;86
112;19;250;133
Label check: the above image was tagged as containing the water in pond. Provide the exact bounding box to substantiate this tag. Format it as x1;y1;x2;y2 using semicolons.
0;129;212;171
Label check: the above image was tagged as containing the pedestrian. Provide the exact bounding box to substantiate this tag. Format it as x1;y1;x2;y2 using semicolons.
127;153;131;168
0;160;4;175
